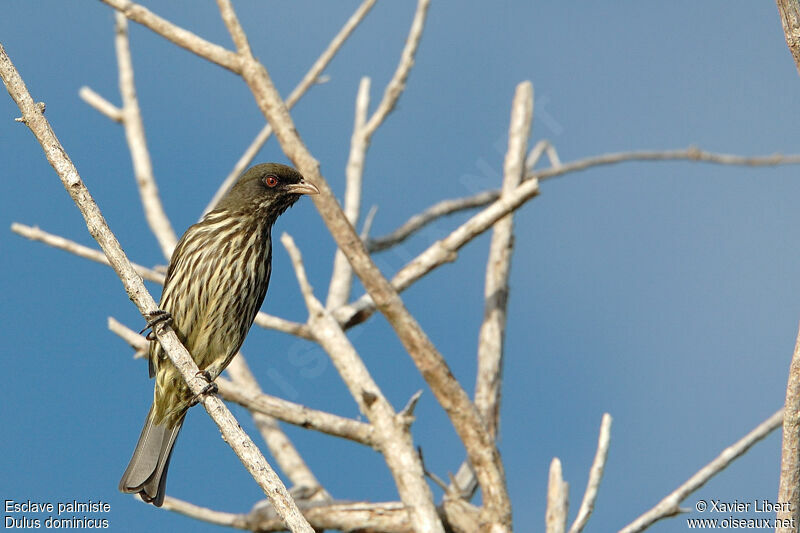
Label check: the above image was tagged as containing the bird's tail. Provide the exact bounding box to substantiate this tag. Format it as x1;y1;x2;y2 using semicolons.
118;404;184;507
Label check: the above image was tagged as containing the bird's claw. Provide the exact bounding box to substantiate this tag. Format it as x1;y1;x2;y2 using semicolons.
140;309;173;340
189;370;218;406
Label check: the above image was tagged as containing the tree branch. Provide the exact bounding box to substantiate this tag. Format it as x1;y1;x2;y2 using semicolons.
78;86;122;122
776;0;800;76
620;408;784;533
0;43;313;533
546;458;569;533
163;496;416;533
327;0;429;308
114;13;178;257
453;81;532;499
326;76;371;309
568;413;612;533
225;356;330;500
365;189;500;253
11;222;165;283
475;81;532;436
778;324;800;530
98;0;242;72
282;232;445;533
362;0;430;138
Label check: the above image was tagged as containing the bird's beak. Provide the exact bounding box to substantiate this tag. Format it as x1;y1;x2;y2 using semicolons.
286;181;320;195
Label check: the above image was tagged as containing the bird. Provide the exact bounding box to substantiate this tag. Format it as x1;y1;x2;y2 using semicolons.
119;163;318;506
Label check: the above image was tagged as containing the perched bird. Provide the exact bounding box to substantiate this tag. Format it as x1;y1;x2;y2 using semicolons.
119;163;318;506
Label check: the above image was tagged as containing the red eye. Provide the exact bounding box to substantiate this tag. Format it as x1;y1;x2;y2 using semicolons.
265;175;279;188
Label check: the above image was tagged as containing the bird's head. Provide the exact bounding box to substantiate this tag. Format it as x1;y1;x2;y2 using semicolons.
215;163;319;220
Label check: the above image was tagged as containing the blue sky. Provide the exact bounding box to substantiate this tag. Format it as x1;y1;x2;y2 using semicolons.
2;2;799;531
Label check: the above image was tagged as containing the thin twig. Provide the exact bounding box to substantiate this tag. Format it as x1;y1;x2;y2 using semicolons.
161;497;250;528
115;13;178;258
568;413;612;533
362;0;430;138
203;0;377;215
326;77;371;309
281;232;445;533
78;86;122;122
337;147;800;329
526;139;561;170
0;44;313;533
619;408;784;533
12;223;165;283
365;190;500;252
252;312;313;339
546;458;569;533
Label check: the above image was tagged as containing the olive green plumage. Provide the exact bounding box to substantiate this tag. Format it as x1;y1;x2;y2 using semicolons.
119;163;318;506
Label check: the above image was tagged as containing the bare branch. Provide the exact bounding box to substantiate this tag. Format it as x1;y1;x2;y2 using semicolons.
108;317;148;359
203;0;377;216
12;223;165;283
225;356;330;499
475;81;532;437
99;0;242;72
164;496;416;533
568;413;612;533
247;500;414;533
779;323;800;530
252;312;313;339
281;232;445;533
362;0;430;138
776;0;800;76
452;81;532;501
366;190;500;253
338;147;800;329
161;497;250;528
216;376;377;447
620;409;784;533
0;44;312;533
546;458;569;533
327;0;429;308
114;13;178;257
527;139;561;170
78;86;122;122
361;204;378;240
326;76;371;309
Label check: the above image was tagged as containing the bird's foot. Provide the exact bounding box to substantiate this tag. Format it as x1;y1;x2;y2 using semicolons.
189;370;218;406
140;309;173;340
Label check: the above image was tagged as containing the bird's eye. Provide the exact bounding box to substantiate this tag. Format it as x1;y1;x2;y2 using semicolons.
264;175;279;188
